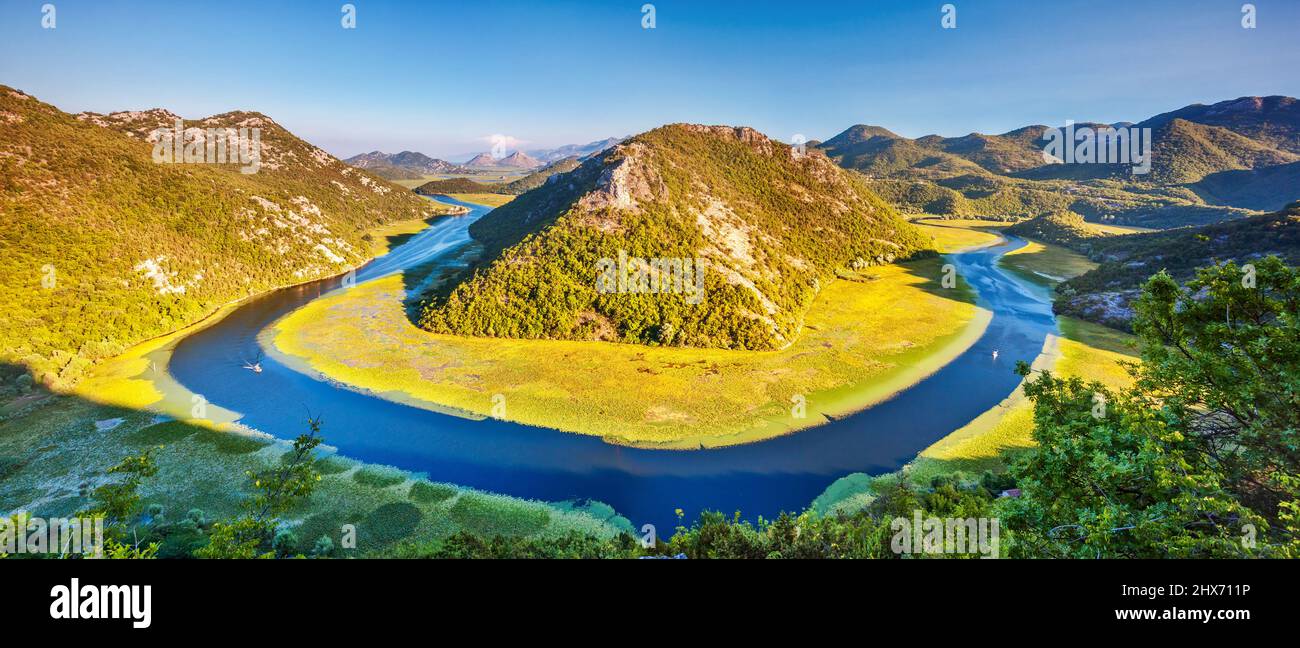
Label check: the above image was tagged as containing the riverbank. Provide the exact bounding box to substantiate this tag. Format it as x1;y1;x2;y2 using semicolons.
6;200;626;554
812;221;1140;515
70;203;467;424
268;252;990;448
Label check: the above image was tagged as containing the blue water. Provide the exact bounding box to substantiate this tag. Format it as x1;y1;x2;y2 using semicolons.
167;197;1056;532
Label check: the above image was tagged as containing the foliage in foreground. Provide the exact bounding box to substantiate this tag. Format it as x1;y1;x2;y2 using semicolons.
196;419;324;558
1006;257;1299;557
401;256;1300;559
10;259;1293;559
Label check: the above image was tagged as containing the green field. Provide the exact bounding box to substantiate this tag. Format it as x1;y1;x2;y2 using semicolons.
443;192;517;208
812;222;1139;516
0;390;629;557
269;255;989;447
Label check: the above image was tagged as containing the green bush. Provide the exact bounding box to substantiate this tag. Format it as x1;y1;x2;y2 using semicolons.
448;493;550;537
352;466;406;489
409;481;457;504
361;502;423;546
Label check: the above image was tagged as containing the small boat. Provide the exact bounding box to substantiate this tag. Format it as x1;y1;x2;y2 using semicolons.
242;351;264;373
991;350;1000;361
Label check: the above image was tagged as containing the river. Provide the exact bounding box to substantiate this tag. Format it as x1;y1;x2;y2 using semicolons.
166;197;1057;532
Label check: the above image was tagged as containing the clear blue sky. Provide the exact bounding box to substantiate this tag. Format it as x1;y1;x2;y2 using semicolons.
1;0;1297;159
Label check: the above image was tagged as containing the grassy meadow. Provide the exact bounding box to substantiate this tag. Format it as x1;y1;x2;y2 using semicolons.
812;218;1140;516
442;192;517;208
269;255;989;448
0;387;628;557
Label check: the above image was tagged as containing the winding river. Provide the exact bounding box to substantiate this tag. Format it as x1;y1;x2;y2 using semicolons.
167;197;1057;531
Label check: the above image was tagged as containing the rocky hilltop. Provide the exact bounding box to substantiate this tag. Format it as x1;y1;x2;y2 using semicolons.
418;124;931;350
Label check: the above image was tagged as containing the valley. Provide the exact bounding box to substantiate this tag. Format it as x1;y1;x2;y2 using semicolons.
2;87;1296;559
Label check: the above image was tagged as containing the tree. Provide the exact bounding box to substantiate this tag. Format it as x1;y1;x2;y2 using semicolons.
197;418;324;559
1005;257;1299;557
78;447;162;559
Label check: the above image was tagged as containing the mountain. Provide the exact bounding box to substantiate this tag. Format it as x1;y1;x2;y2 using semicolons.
464;152;500;167
413;157;584;197
1016;118;1298;185
527;137;624;163
918;127;1050;174
343;150;470;179
1190;160;1300;211
496;150;542;168
1005;210;1102;249
417;124;931;351
1138;96;1300;154
0;86;458;387
1055;202;1300;329
821;97;1300;227
461;150;544;169
819;125;988;179
495;157;583;194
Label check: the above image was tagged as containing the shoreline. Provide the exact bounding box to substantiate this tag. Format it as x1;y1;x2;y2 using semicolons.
266;248;995;450
71;204;466;422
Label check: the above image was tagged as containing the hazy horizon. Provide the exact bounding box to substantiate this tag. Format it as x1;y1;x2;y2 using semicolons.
2;0;1297;158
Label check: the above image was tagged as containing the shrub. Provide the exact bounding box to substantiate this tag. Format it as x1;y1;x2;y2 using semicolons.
361;502;423;546
352;466;406;489
409;481;457;504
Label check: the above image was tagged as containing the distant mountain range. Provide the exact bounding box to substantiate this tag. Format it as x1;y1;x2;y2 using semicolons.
0;86;458;387
464;150;543;169
414;157;584;197
818;96;1300;226
342;150;471;180
345;137;624;177
526;137;624;163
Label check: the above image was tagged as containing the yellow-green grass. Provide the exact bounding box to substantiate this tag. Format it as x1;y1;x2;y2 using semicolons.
269;256;990;448
896;316;1137;486
1000;239;1097;286
816;313;1139;514
442;192;516;208
1084;221;1155;235
388;175;442;189
72;302;242;429
911;219;1004;253
365;216;447;256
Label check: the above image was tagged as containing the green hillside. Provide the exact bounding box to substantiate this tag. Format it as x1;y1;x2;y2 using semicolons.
1005;210;1100;249
0;86;457;387
494;157;583;194
418;124;932;350
1056;202;1300;328
413;177;497;195
1139;95;1300;153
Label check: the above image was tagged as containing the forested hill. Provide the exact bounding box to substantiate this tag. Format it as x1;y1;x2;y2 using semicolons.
419;124;932;350
822;96;1300;227
0;85;458;387
1056;202;1300;328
